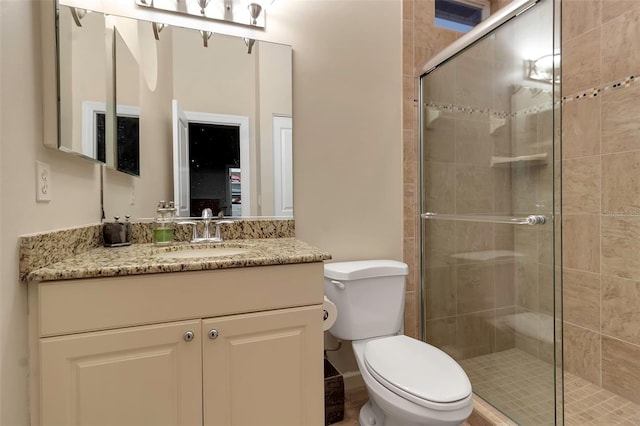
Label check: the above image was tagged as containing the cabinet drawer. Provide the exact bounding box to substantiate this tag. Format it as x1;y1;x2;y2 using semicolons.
38;262;324;337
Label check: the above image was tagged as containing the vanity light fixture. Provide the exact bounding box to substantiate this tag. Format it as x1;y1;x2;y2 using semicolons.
197;0;211;15
526;53;560;84
244;37;256;54
241;2;260;54
135;0;273;28
152;22;166;40
247;2;262;25
201;30;213;47
70;7;89;27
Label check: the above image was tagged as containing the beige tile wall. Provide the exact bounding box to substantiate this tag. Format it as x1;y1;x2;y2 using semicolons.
404;0;640;414
411;0;557;366
402;0;460;339
562;0;640;405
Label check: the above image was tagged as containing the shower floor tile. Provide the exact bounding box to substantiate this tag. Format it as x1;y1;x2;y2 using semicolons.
460;348;640;425
564;374;640;426
460;349;556;425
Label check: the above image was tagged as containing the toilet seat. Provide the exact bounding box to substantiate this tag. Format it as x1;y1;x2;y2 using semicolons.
364;335;472;410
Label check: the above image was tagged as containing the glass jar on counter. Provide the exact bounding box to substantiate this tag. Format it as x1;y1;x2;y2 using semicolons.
153;201;176;245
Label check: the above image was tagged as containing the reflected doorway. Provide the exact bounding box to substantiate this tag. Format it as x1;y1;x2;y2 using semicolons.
172;99;250;217
189;122;240;217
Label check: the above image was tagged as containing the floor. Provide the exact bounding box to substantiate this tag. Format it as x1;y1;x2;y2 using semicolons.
332;386;471;426
332;386;367;426
334;349;640;426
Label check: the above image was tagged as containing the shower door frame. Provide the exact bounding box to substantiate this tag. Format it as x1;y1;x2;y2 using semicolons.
417;0;563;423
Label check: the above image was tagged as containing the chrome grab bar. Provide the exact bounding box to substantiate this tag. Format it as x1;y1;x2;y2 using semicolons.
420;212;547;226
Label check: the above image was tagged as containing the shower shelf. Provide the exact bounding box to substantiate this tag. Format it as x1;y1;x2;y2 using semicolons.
490;153;548;167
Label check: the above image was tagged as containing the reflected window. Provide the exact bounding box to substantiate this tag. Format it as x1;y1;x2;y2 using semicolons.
95;113;140;176
435;0;489;32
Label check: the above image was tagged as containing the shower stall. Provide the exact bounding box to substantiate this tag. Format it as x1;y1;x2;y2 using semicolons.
419;0;563;424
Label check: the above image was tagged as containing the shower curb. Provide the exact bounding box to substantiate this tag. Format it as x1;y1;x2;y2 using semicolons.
468;394;517;426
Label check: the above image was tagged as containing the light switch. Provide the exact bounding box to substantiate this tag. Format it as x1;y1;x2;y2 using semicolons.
36;161;52;202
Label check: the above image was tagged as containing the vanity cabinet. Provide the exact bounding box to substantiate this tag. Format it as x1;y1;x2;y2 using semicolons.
29;263;325;426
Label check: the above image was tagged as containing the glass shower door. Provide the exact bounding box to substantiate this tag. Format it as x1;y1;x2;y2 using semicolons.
419;0;562;424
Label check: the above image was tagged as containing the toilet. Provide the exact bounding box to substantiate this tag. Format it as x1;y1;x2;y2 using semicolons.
324;260;473;426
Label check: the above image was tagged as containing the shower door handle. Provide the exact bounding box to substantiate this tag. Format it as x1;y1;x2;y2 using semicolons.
420;212;547;226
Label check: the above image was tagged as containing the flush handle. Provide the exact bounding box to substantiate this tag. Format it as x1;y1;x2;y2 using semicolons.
331;280;345;290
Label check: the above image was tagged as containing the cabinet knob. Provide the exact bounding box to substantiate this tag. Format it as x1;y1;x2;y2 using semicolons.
183;331;195;342
208;329;219;339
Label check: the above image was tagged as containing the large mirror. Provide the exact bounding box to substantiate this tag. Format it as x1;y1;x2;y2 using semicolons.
50;4;293;219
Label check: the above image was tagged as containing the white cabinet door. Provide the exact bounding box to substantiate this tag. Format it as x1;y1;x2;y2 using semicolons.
40;320;203;426
202;305;324;426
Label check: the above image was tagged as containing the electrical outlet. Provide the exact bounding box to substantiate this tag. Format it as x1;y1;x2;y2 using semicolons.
36;161;52;202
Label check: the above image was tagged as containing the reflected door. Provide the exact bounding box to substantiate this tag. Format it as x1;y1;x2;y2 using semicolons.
273;116;293;217
172;100;190;217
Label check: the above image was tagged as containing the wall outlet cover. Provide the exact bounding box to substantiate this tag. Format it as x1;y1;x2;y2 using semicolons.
36;161;52;202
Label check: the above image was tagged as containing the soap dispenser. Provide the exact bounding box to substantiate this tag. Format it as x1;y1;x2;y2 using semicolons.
153;201;177;246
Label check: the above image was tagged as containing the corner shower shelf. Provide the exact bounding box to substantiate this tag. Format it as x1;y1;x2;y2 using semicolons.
490;152;548;167
489;116;507;134
425;106;440;128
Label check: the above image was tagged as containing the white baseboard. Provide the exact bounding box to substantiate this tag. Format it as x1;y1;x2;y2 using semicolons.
342;370;364;390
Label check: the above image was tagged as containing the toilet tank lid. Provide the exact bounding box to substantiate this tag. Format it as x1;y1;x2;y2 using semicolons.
324;260;408;281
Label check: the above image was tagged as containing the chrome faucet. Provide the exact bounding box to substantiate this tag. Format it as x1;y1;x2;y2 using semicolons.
212;219;234;242
201;208;213;240
179;209;234;243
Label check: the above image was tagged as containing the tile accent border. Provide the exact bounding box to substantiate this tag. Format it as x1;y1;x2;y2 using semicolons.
425;72;640;125
562;73;640;103
423;101;551;120
19;219;295;281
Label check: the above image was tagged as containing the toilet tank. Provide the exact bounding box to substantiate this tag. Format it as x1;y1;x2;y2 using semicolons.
324;260;409;341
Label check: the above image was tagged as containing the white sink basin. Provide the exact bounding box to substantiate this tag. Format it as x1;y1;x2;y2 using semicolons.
154;246;250;259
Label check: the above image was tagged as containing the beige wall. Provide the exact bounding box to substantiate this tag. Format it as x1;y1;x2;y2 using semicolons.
1;3;103;424
0;0;402;423
562;0;640;405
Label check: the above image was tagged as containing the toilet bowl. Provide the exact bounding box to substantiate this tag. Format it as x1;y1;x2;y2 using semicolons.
324;260;473;426
353;336;473;426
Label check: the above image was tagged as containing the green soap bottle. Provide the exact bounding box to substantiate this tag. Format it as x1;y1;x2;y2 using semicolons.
153;201;176;246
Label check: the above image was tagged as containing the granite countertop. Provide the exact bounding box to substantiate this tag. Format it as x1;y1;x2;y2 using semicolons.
26;238;332;282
